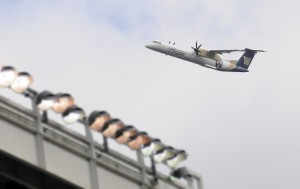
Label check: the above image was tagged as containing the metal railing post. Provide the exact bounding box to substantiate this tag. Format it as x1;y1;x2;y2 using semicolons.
150;156;158;186
137;150;148;189
84;120;100;189
28;90;46;169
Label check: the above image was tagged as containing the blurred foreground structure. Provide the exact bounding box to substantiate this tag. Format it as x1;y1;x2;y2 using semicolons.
0;92;202;189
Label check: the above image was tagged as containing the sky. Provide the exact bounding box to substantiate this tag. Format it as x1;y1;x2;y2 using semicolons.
0;0;300;189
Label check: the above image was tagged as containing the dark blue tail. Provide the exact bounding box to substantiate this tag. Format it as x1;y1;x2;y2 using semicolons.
236;48;264;70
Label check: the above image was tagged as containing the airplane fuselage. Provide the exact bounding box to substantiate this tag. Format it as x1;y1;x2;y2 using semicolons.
146;41;249;72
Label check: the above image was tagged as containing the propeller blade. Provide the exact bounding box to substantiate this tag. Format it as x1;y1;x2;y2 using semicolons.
192;41;202;54
194;41;201;48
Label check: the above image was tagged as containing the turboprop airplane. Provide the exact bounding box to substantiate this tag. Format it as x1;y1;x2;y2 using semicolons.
145;41;265;72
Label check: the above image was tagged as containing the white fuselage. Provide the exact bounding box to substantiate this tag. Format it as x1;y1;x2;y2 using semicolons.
145;41;236;71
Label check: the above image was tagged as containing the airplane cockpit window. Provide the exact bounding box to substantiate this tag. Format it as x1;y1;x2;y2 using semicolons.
153;41;161;44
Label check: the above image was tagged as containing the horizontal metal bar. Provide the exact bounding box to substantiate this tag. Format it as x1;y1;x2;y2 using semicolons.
43;135;90;160
0;110;37;135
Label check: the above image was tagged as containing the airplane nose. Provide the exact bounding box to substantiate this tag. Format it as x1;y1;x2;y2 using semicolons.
145;44;152;49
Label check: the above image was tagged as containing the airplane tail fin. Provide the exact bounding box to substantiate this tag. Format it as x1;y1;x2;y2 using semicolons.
236;48;265;69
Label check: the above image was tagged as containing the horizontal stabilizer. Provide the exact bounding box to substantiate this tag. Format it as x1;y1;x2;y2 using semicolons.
244;48;266;53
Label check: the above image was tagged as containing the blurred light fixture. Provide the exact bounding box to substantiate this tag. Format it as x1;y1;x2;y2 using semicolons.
35;91;56;111
166;150;187;168
10;72;33;94
62;105;85;124
101;119;124;138
141;138;164;156
51;93;75;113
154;146;175;163
169;167;192;182
0;66;17;88
127;132;151;150
115;126;138;144
88;111;111;131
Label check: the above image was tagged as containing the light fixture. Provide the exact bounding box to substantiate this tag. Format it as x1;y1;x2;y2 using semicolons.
127;132;151;150
88;111;111;131
114;125;138;144
10;72;33;94
153;146;175;163
35;91;56;111
51;93;75;113
0;66;17;88
101;119;124;138
62;105;85;124
169;167;192;182
166;150;187;168
141;138;164;156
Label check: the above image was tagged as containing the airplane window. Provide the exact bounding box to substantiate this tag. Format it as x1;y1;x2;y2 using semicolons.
153;41;161;44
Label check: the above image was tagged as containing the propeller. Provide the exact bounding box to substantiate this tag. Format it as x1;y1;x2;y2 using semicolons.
191;41;202;54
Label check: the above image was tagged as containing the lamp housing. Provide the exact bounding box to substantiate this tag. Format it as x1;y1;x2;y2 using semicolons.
101;119;124;138
62;105;85;124
88;111;111;131
35;91;56;111
10;72;33;94
52;93;75;113
141;139;164;156
154;146;175;163
166;150;188;168
115;126;138;144
0;66;17;88
127;132;151;150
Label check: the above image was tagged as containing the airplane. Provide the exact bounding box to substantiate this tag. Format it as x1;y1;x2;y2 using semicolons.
145;41;265;72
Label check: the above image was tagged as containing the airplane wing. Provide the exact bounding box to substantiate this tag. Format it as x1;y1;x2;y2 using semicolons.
208;49;244;55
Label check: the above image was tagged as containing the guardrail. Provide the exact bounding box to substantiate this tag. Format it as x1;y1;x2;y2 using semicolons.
0;90;202;189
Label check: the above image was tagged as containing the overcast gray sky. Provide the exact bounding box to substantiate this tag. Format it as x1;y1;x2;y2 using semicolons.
1;1;300;189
